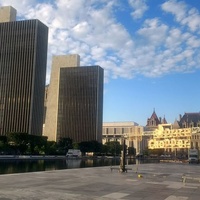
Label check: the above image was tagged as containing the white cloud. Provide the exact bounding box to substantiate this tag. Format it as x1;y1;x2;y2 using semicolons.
91;46;106;60
137;18;168;45
186;35;200;48
129;0;148;19
181;8;200;32
161;0;186;21
165;28;187;50
72;21;91;38
0;0;200;83
161;0;200;32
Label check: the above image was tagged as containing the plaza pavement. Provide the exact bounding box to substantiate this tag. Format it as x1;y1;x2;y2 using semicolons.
0;162;200;200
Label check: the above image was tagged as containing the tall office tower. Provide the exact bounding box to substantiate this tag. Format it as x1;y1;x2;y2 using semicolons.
44;55;104;143
0;6;48;136
0;6;16;23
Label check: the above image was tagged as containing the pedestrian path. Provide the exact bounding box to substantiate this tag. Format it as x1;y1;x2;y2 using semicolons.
0;163;200;199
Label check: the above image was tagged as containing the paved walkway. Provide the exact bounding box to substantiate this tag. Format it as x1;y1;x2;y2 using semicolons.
0;163;200;199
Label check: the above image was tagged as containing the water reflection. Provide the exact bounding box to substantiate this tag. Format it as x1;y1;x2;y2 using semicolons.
0;158;159;175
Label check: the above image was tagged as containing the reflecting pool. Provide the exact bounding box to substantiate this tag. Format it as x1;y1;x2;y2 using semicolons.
0;157;159;175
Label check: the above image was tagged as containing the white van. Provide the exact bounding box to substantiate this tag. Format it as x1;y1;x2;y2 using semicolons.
66;149;82;158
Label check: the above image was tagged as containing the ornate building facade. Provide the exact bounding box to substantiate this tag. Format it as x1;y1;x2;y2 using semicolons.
148;124;191;152
146;109;167;131
102;112;200;156
145;112;200;156
175;112;200;128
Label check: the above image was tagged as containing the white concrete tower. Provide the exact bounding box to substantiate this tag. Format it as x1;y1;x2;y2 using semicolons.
0;6;16;23
43;54;80;141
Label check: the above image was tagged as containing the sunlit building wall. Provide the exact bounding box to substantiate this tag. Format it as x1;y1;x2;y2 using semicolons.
44;55;104;143
0;6;16;23
148;124;191;153
191;127;200;149
43;55;80;141
102;122;144;154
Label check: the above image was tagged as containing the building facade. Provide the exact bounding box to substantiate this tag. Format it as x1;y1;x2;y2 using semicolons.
0;6;16;23
144;112;200;156
43;85;49;124
176;112;200;128
146;109;167;131
148;124;191;152
44;55;104;143
43;55;80;141
191;127;200;149
0;6;48;136
102;122;144;154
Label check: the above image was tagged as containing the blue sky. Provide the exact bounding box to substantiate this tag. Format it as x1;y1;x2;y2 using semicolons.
0;0;200;126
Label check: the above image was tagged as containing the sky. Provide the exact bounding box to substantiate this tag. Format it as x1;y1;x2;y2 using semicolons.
0;0;200;126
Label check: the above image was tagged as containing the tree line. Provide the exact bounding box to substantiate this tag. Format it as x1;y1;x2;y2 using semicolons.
0;132;136;156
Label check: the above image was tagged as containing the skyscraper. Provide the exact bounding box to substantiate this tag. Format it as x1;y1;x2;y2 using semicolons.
0;6;48;136
44;55;104;143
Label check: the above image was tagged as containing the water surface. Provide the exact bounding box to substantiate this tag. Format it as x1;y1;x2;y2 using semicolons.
0;157;159;174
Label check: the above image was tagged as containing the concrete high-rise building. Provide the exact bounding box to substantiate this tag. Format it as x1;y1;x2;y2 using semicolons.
0;6;16;23
44;55;104;143
0;6;48;136
43;55;80;141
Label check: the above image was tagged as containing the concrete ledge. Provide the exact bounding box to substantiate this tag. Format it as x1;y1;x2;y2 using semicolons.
182;176;200;183
110;166;132;173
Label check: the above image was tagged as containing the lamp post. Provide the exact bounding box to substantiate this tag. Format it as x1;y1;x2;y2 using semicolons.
114;135;116;157
120;136;126;172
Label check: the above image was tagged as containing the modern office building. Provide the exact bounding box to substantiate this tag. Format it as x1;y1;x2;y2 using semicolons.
0;6;16;23
43;85;49;124
44;55;104;143
0;6;48;136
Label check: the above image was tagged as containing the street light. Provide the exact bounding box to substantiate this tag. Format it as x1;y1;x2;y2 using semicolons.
114;135;116;157
120;134;128;173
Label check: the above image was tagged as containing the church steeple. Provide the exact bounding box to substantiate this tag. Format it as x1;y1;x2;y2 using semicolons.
146;109;160;127
162;115;167;124
145;109;168;131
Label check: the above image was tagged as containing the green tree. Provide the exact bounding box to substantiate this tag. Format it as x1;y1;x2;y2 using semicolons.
0;136;7;144
45;141;57;155
101;144;108;155
7;132;29;154
0;141;4;152
128;147;136;155
79;141;102;154
104;141;121;156
57;137;73;154
6;132;48;155
73;142;79;149
28;135;47;154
